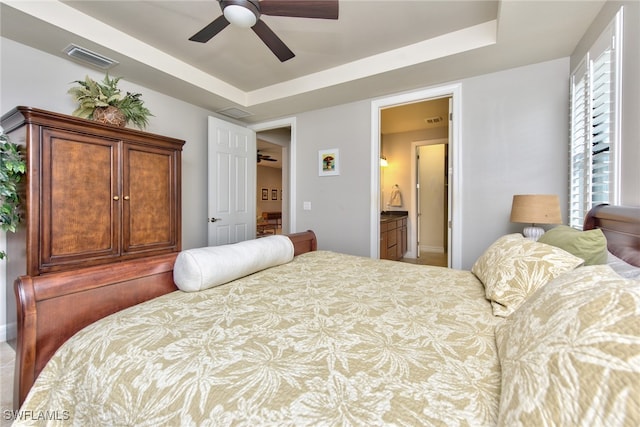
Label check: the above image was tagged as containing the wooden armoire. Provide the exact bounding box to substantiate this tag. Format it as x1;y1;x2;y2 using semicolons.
1;106;185;278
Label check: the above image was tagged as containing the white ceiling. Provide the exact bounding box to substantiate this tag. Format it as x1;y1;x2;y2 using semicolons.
1;0;604;126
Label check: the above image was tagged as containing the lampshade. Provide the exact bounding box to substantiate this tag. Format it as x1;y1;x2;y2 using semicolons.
380;156;388;167
510;194;562;240
510;195;562;224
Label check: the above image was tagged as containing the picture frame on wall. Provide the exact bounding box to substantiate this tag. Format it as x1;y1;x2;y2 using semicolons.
319;148;339;176
261;188;268;200
271;189;278;200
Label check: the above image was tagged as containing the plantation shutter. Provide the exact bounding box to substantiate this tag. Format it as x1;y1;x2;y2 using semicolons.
568;11;621;229
569;60;589;228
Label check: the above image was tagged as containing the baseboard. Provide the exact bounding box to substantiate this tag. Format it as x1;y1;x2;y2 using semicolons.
419;245;445;253
0;322;6;342
0;320;16;343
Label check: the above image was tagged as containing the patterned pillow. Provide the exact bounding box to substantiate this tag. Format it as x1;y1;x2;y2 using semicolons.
472;234;584;317
495;265;640;426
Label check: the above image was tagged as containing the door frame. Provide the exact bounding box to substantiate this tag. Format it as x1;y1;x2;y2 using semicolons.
411;138;449;260
370;83;462;268
249;117;297;234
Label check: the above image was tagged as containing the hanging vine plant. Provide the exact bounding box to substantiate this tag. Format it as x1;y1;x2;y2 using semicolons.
0;128;26;259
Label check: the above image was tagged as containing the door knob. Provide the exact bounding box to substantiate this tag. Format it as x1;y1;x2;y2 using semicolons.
209;218;222;223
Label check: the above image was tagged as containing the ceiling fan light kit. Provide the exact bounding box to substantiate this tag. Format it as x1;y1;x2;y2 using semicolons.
224;3;258;28
190;0;339;62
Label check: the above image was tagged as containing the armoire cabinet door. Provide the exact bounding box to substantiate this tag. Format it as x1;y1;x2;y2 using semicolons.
122;143;179;254
40;128;121;272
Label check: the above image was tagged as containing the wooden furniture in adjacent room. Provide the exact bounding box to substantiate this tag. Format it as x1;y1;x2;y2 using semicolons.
262;211;282;228
380;214;407;260
256;222;277;236
1;106;185;276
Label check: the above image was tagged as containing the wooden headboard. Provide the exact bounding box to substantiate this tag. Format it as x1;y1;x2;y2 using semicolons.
13;231;317;408
584;204;640;267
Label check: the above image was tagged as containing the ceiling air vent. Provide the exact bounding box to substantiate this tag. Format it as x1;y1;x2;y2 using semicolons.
63;44;119;70
217;107;253;119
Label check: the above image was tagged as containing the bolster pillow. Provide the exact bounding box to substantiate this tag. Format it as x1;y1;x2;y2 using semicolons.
173;235;294;292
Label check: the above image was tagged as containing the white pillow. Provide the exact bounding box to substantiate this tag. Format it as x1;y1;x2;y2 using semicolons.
173;235;294;292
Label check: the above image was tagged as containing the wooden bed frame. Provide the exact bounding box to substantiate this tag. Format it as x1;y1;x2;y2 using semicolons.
13;230;317;409
12;203;640;409
584;204;640;267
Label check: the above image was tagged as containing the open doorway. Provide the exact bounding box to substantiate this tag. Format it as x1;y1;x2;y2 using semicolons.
414;140;448;267
371;84;461;268
380;97;450;266
256;128;290;237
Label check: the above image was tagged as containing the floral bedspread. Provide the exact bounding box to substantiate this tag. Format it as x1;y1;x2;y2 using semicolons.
16;251;501;426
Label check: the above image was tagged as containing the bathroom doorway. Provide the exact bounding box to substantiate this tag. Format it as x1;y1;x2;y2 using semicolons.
377;93;453;267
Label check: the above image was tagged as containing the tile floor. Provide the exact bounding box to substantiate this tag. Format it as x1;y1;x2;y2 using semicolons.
401;251;448;267
1;341;15;427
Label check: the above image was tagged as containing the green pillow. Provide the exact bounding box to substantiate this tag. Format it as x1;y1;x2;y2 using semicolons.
538;225;607;265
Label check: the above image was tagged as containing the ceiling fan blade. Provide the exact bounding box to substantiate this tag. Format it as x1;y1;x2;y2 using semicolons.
252;20;295;62
258;150;278;162
260;0;339;19
189;15;230;43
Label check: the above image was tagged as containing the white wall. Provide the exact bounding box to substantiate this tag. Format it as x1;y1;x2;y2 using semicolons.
459;58;570;267
295;101;373;257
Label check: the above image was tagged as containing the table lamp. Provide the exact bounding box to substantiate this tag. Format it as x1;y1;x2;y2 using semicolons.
510;194;562;240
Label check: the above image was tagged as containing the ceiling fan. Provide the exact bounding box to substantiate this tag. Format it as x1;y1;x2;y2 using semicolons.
257;151;277;163
189;0;339;62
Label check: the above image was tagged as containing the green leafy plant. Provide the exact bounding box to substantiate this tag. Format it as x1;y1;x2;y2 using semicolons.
0;129;26;259
68;74;153;129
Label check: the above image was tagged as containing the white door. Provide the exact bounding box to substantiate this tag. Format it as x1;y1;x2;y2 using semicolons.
208;116;256;246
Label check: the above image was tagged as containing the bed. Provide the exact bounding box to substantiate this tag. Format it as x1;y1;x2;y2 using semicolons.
11;205;640;425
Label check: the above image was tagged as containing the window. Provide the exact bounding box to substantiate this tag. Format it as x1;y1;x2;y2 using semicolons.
569;9;623;228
